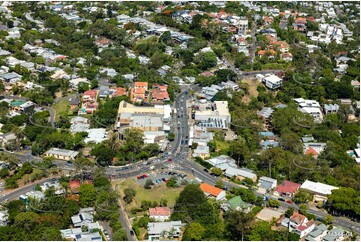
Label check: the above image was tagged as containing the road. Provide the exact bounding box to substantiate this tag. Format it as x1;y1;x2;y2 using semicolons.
249;22;257;63
0;177;55;203
2;86;359;236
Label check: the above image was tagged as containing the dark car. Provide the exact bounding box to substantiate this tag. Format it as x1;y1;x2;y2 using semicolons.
204;168;209;173
130;230;135;236
278;197;286;202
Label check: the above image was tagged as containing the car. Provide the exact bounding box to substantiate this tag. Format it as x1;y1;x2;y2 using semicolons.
106;235;110;240
162;178;166;182
130;230;135;236
278;197;286;202
286;200;292;204
203;168;209;173
104;231;108;235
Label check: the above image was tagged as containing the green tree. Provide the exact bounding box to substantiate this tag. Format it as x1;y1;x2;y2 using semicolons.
266;199;280;208
293;190;313;204
0;168;9;178
79;184;96;207
210;167;223;176
168;132;175;141
144;179;154;189
215;179;225;189
322;215;334;225
123;187;136;204
197;51;217;70
224;210;253;241
183;222;205;241
326;188;360;219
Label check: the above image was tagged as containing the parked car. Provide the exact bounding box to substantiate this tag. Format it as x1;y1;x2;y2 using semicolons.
286;200;293;204
130;230;135;236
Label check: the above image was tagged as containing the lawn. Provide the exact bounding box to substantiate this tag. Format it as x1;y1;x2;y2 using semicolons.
215;140;230;152
114;178;183;211
52;99;70;121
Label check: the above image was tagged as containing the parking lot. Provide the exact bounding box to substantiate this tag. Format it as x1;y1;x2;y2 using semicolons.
135;171;188;186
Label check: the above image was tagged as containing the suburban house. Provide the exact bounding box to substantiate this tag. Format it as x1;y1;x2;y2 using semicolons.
70;97;80;110
79;89;98;115
324;104;340;115
221;196;252;213
44;148;79;161
149;207;171;222
147;221;182;241
322;227;346;241
257;176;278;194
257;107;274;129
192;145;210;159
0;132;17;147
151;84;170;104
99;85;109;98
293;17;307;32
69;179;81;194
304;223;328;241
273;180;301;198
199;183;226;201
303;142;326;157
10;100;35;114
287;211;316;238
300;180;339;202
294;98;323;122
111;87;127;98
0;72;22;84
60;228;102;241
257;74;283;90
71;208;94;227
130;82;148;103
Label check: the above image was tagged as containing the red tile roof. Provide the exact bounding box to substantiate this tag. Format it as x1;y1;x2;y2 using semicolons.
290;211;306;225
134;82;148;88
200;183;223;197
113;87;127;97
149;207;171;217
151;89;169;100
83;89;97;98
275;180;301;195
306;147;318;156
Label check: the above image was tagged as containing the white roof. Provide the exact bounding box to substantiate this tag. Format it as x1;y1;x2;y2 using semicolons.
264;74;282;84
300;180;338;195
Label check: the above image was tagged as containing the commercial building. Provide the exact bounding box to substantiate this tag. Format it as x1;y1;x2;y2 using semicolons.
300;180;339;202
115;100;171;146
194;101;231;130
44;148;79;161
